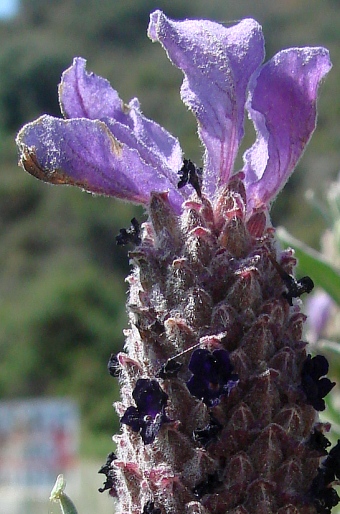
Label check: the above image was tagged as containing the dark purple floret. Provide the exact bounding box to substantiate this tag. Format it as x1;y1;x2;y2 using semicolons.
268;254;314;305
310;442;340;514
177;158;202;198
186;349;238;407
108;353;120;377
324;440;340;479
193;413;223;447
98;451;118;495
142;500;162;514
120;378;170;444
282;275;314;305
307;426;332;453
116;217;141;246
300;355;335;411
156;358;182;379
311;469;340;514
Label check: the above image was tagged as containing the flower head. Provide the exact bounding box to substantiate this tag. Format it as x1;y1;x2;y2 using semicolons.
16;11;331;217
15;10;336;514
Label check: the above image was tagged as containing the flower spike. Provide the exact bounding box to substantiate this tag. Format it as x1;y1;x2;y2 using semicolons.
15;10;336;514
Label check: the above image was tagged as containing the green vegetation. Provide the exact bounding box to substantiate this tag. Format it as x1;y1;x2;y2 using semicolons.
0;0;339;457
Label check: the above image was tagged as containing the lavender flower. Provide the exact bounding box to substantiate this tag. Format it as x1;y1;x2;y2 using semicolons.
120;378;170;444
186;349;238;406
16;10;337;514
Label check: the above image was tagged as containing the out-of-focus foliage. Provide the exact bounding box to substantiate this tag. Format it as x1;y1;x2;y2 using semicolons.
0;0;339;457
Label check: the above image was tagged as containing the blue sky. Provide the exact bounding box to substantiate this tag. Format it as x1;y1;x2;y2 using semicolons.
0;0;19;19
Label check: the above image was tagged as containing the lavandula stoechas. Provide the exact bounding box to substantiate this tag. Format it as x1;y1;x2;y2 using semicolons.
16;11;338;514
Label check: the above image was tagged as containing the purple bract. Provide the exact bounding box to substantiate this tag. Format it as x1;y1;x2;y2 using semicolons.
16;11;331;217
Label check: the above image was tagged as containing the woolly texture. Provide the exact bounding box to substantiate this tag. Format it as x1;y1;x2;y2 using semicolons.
113;180;329;514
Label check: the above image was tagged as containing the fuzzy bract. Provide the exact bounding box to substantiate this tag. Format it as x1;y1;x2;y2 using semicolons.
16;11;331;217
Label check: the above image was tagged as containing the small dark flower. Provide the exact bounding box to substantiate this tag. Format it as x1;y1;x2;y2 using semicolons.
120;379;170;444
156;359;182;379
268;254;314;305
282;275;314;305
324;440;340;479
192;471;222;499
177;158;202;197
311;469;340;514
98;452;118;495
193;413;223;447
300;355;335;411
107;353;120;377
116;217;141;246
157;342;201;379
310;442;340;513
307;426;332;454
142;500;162;514
186;349;238;406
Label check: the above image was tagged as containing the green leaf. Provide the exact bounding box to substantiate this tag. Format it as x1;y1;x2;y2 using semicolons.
277;227;340;306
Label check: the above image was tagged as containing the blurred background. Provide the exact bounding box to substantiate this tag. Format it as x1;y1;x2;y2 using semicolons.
0;0;339;512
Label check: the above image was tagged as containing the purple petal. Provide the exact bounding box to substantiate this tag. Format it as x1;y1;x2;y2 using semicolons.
148;11;264;198
132;379;168;417
116;98;183;175
243;47;332;213
120;406;141;432
16;115;185;211
59;57;124;120
59;58;183;181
